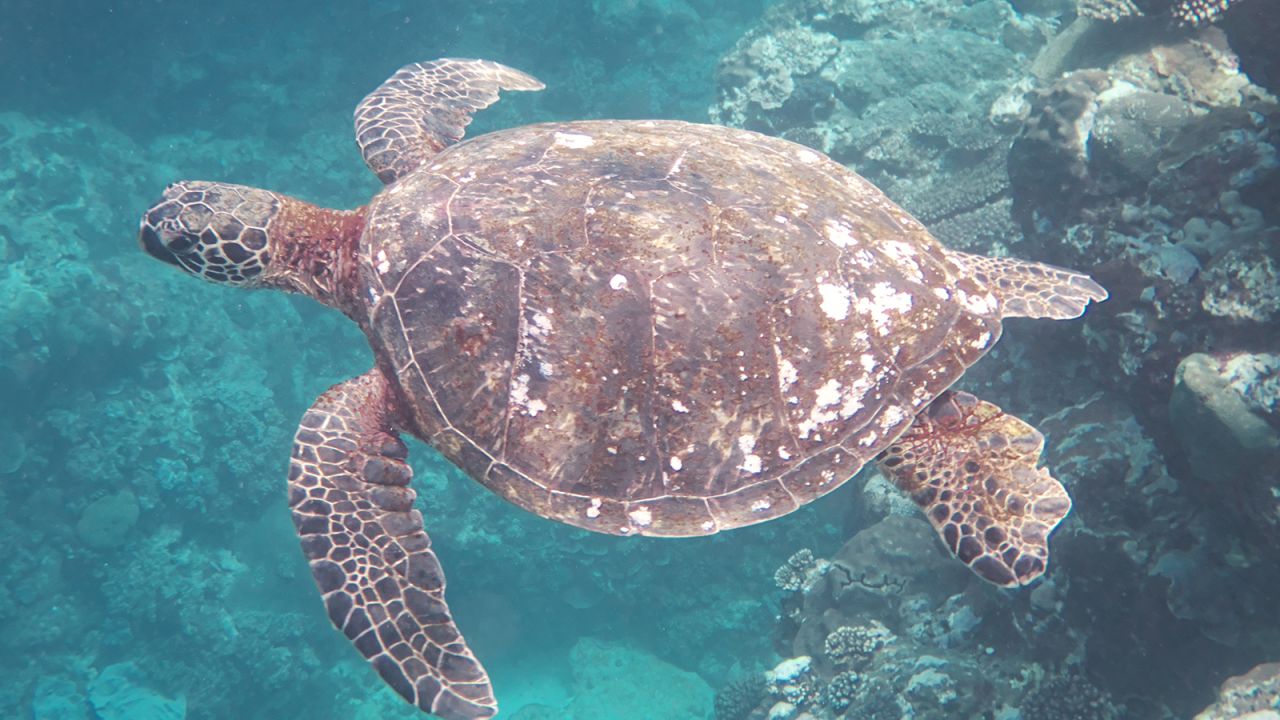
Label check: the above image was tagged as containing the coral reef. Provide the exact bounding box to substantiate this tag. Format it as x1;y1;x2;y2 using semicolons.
88;663;186;720
1195;662;1280;719
823;622;892;670
711;0;1280;715
714;673;767;720
1078;0;1248;25
711;0;1037;255
1020;672;1123;719
511;637;715;720
773;548;826;592
1172;0;1243;26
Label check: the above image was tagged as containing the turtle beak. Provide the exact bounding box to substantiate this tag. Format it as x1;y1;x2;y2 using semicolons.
139;185;189;270
139;220;183;269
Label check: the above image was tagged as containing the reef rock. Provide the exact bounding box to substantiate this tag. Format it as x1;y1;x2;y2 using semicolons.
75;490;140;549
1170;352;1280;538
711;0;1041;254
1006;27;1280;412
88;662;185;720
1172;353;1280;483
513;637;714;720
1195;662;1280;720
31;676;88;720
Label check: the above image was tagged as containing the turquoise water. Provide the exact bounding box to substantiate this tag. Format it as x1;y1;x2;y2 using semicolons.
3;1;1278;719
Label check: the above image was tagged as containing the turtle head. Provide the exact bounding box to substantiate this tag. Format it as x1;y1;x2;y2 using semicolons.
140;179;366;315
139;181;280;286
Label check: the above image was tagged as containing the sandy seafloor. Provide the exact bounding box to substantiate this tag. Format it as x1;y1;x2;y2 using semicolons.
2;1;1279;719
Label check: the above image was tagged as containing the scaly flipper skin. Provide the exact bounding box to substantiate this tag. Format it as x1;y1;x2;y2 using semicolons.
289;371;496;719
945;249;1108;319
355;58;545;184
877;391;1072;587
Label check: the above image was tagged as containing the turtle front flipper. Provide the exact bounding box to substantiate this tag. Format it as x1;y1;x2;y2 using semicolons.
355;58;545;184
877;391;1071;587
289;370;496;719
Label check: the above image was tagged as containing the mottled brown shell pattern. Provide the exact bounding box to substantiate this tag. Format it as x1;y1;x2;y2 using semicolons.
357;120;1002;537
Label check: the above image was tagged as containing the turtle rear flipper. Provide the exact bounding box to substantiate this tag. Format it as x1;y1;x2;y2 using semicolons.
877;391;1071;587
290;370;496;720
946;249;1108;320
355;58;544;184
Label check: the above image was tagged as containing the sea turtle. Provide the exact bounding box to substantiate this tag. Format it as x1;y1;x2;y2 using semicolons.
138;58;1105;718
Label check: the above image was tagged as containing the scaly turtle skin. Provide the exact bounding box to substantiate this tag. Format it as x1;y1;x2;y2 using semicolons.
138;59;1106;719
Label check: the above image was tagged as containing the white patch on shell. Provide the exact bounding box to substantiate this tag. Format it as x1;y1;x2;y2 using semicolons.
701;520;715;532
669;456;683;471
609;273;628;291
628;506;653;527
959;289;998;316
933;287;951;301
586;497;603;519
672;399;690;413
872;282;913;313
554;132;594;149
971;331;992;350
815;379;842;408
750;499;771;512
880;405;906;429
850;249;877;268
779;359;799;389
375;249;390;274
738;435;763;474
912;385;932;405
824;219;857;248
797;375;875;439
796;148;820;164
882;240;924;281
778;447;792;460
529;311;553;339
509;373;546;416
855;282;914;334
818;283;852;321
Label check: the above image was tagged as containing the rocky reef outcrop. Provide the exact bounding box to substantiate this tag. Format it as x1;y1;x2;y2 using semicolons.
709;0;1279;715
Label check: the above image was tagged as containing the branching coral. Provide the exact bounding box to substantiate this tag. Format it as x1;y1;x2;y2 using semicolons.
823;671;861;711
774;548;821;591
823;621;894;668
1022;673;1123;720
714;673;767;720
1078;0;1143;21
1172;0;1242;25
1077;0;1245;24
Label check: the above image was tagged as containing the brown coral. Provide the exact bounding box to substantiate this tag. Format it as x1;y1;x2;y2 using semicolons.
1173;0;1240;25
1078;0;1143;21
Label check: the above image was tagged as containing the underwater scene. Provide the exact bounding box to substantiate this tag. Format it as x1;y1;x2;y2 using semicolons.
2;0;1278;718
